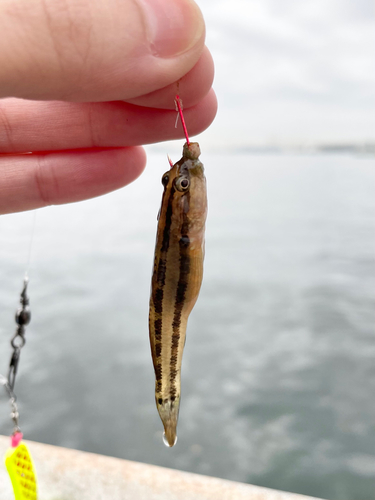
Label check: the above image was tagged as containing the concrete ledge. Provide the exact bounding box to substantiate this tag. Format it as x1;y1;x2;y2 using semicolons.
0;435;322;500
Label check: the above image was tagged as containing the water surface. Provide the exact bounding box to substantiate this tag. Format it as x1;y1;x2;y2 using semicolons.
1;152;374;500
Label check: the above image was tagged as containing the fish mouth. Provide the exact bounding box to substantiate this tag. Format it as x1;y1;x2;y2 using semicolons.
157;397;180;447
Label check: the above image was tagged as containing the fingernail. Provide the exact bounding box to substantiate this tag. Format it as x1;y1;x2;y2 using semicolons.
136;0;205;57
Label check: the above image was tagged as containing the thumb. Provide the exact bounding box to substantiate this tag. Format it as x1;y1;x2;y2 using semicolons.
0;0;205;101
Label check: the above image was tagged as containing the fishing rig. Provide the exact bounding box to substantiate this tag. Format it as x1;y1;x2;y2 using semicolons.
1;278;38;498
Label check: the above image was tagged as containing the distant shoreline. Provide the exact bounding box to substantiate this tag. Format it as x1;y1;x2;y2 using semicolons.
147;142;375;156
231;143;375;156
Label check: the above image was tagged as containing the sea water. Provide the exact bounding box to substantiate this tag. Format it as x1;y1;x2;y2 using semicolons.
0;152;374;500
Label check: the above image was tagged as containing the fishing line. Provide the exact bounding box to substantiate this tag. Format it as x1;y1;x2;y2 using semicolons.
24;210;37;279
174;95;190;145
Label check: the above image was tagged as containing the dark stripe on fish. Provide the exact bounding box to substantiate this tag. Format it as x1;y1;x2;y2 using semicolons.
153;185;176;372
160;186;175;254
170;191;191;397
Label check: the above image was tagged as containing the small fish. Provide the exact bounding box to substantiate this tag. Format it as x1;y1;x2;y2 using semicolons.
149;141;207;447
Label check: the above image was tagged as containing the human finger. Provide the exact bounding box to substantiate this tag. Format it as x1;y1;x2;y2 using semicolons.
0;90;217;153
0;0;205;102
0;147;146;214
126;46;214;109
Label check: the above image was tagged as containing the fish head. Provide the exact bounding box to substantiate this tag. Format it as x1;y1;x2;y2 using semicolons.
160;143;207;235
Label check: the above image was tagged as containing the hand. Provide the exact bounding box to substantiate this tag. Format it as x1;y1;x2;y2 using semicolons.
0;0;217;214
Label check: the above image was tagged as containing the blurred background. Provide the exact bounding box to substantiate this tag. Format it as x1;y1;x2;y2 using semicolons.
1;1;374;499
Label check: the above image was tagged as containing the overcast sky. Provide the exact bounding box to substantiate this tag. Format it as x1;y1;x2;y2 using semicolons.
194;0;374;147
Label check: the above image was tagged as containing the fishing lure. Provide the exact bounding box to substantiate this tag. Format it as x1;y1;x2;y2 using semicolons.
1;277;38;499
4;435;38;500
149;97;207;447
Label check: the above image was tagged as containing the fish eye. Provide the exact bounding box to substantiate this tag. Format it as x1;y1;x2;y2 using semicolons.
175;176;190;192
161;173;169;187
158;398;163;405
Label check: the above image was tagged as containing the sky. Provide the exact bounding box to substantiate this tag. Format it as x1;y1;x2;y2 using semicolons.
193;0;375;148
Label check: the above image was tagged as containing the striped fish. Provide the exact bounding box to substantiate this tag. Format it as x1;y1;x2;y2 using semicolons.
149;142;207;447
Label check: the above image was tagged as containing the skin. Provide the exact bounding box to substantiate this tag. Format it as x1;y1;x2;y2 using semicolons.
0;0;217;214
149;142;207;446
